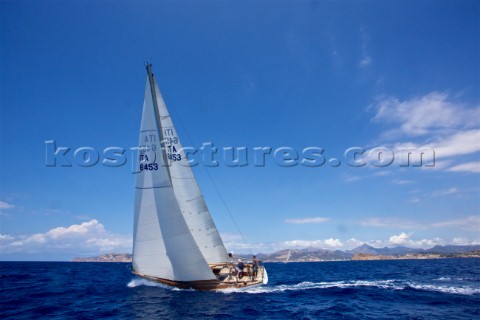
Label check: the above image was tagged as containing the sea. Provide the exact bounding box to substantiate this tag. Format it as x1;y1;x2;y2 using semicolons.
1;258;479;319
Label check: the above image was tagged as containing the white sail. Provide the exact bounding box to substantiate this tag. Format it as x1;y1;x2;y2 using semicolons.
132;74;216;281
152;77;229;264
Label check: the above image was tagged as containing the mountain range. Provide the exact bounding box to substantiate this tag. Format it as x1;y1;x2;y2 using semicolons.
72;244;480;262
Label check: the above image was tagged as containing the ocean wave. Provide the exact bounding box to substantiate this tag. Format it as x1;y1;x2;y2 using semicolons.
220;279;480;296
126;278;194;291
127;277;480;296
406;283;480;295
220;280;401;294
434;276;479;282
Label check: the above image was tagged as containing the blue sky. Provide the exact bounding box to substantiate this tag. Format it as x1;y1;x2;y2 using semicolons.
1;1;479;260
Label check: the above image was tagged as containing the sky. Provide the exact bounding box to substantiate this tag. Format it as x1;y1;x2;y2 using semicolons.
0;0;479;261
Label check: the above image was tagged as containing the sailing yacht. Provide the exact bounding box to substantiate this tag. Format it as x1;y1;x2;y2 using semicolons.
132;64;268;290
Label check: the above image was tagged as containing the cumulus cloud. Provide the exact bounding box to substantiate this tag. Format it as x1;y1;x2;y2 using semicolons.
284;217;330;224
324;238;343;247
389;232;411;245
221;233;477;253
280;234;459;250
383;232;445;248
1;219;132;258
346;238;364;248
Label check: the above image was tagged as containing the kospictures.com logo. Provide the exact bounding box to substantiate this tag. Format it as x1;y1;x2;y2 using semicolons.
45;140;435;170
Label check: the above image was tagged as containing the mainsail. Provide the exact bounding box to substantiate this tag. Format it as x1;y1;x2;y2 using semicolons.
152;78;228;264
132;65;228;281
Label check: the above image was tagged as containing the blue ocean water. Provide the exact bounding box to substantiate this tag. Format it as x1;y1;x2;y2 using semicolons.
1;259;479;319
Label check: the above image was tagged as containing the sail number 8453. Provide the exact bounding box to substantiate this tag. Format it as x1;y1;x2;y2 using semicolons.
140;163;158;171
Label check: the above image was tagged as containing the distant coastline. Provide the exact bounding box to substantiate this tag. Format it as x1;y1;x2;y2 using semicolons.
351;251;480;261
72;253;132;262
72;244;480;262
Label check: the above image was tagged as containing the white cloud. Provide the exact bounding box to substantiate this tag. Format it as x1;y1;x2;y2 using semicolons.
284;238;343;249
359;215;479;231
392;129;480;161
344;175;362;182
389;232;411;245
431;215;480;231
359;56;371;67
451;237;480;245
0;234;14;241
372;92;479;137
385;232;446;248
427;129;480;159
280;234;456;250
219;233;242;242
373;170;391;176
220;233;281;254
0;201;14;209
430;187;459;197
447;161;480;173
392;179;413;185
2;219;132;257
324;238;343;247
285;217;330;224
370;92;480;174
360;217;417;229
359;26;372;68
48;219;105;239
225;234;478;253
346;238;364;248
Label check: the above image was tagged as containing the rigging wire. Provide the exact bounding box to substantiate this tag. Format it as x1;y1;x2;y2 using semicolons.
169;106;254;256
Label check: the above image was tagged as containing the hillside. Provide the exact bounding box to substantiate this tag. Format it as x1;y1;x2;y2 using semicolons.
72;245;480;262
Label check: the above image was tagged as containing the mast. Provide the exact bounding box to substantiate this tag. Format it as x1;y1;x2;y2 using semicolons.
146;64;171;180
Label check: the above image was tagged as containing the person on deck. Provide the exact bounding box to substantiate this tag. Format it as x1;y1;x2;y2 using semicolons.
252;255;259;280
237;259;245;279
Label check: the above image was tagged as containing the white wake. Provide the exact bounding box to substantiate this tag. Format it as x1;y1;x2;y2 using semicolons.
219;279;480;296
127;278;480;296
